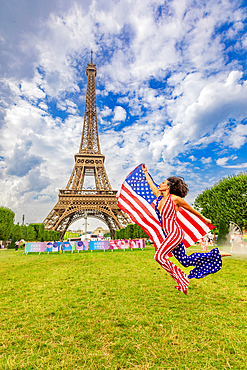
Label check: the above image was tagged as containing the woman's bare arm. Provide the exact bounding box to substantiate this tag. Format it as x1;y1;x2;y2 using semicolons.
142;164;160;197
175;196;212;224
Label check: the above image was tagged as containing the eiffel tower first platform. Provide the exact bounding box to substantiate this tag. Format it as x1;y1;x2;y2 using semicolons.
43;52;130;239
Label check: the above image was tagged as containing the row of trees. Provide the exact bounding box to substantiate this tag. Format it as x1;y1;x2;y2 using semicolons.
0;207;60;247
115;223;149;240
10;223;60;243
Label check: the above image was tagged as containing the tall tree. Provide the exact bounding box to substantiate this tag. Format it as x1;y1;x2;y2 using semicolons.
125;224;134;239
38;224;45;241
119;228;125;239
0;207;15;240
194;172;247;230
26;225;37;241
29;223;39;240
133;224;140;239
12;223;22;240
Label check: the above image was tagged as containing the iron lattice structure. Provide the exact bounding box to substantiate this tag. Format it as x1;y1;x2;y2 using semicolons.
43;52;130;239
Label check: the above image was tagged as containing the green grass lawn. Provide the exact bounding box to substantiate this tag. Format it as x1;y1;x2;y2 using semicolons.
0;247;246;369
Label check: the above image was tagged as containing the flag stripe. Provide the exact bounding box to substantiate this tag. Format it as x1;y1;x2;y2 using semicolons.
179;209;208;235
179;207;214;232
122;183;161;227
177;216;201;246
119;182;166;245
177;213;205;242
118;187;165;247
118;197;163;245
120;186;159;229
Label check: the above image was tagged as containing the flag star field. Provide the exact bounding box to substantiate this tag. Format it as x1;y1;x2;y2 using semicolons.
126;167;157;204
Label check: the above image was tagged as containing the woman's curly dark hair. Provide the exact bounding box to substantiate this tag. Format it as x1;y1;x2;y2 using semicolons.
167;176;189;198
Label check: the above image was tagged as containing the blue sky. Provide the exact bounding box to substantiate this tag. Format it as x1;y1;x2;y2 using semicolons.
0;0;247;230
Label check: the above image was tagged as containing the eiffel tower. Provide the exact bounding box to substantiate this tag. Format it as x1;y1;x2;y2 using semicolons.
43;52;130;239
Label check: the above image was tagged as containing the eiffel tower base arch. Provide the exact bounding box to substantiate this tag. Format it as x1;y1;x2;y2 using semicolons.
44;192;130;240
57;209;126;240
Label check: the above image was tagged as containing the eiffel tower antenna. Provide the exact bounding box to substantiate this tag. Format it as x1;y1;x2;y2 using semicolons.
43;52;130;239
79;50;101;155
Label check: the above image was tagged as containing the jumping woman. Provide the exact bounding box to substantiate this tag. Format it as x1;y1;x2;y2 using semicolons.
142;164;227;295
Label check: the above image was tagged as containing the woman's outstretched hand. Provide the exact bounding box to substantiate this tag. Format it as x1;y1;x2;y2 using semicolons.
141;164;159;197
142;164;147;172
204;218;212;224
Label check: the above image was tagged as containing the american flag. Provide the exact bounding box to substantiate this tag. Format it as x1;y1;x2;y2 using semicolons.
117;164;214;253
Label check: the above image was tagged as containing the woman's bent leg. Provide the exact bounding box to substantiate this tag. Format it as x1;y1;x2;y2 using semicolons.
155;231;189;292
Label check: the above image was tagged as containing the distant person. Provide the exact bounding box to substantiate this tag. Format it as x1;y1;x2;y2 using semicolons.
200;238;208;251
15;240;19;251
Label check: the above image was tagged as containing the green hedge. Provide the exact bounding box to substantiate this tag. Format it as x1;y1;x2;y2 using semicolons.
7;223;60;248
115;223;148;240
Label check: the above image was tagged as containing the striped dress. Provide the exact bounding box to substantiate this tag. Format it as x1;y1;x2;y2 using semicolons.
155;194;222;292
154;194;189;293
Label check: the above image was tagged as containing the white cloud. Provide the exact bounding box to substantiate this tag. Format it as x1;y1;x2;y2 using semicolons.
39;102;48;110
98;106;113;126
242;35;247;48
20;80;46;101
189;155;197;161
217;162;247;169
216;157;230;166
57;99;78;114
112;106;126;122
227;123;247;149
100;106;112;118
200;157;212;164
216;155;239;167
